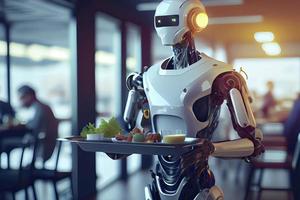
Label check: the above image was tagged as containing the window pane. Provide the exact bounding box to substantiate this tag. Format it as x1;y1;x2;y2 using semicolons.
126;23;141;75
234;58;300;99
234;58;300;116
95;13;121;189
126;23;142;174
0;25;7;101
9;11;72;171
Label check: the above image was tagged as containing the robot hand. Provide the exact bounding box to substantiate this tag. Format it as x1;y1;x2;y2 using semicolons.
181;139;214;171
249;136;265;159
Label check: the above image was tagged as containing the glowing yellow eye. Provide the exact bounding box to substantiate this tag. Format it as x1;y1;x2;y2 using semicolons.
188;8;208;32
195;12;208;29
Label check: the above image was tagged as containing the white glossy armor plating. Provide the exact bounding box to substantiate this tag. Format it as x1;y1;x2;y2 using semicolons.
143;53;232;137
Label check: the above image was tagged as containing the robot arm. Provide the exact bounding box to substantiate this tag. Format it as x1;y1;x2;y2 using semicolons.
211;71;264;158
123;72;150;131
107;72;148;160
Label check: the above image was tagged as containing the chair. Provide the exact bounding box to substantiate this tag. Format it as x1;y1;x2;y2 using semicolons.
32;140;72;200
244;133;300;200
0;127;33;169
0;136;37;200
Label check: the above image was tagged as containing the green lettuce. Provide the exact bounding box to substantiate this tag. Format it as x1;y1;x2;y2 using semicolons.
98;117;122;138
80;123;98;137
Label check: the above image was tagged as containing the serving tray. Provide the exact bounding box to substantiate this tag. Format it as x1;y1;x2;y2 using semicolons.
59;136;203;157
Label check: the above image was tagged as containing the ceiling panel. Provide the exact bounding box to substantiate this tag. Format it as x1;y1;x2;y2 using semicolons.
128;0;300;44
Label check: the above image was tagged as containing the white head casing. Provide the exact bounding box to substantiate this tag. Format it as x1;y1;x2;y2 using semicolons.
154;0;207;46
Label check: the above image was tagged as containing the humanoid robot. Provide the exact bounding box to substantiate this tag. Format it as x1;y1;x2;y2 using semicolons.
123;0;264;199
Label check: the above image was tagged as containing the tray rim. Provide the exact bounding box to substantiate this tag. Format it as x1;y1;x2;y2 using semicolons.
58;136;204;156
58;135;202;147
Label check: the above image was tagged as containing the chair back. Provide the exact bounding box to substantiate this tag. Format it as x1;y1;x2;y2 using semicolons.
292;133;300;200
292;134;300;170
54;140;62;172
18;135;37;180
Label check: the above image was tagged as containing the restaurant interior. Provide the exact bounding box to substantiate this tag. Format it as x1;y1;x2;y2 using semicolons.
0;0;300;200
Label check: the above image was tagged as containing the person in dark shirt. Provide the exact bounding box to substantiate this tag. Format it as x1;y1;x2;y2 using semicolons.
283;93;300;154
261;81;276;117
18;85;58;162
0;100;15;125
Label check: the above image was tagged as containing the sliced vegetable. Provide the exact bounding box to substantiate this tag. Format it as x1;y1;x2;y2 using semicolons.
133;133;145;142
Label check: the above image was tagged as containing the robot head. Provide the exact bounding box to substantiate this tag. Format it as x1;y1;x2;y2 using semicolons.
154;0;208;46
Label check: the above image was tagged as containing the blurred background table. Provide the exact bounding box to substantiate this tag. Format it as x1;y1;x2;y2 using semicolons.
0;125;31;138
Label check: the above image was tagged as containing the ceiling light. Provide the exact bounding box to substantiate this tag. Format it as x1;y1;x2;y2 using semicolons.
262;42;281;56
254;32;274;43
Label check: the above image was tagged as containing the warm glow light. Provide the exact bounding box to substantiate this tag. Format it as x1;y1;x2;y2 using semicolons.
262;42;281;56
254;32;274;43
195;12;208;29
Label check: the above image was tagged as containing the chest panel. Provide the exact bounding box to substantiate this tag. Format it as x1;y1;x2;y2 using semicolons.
143;54;232;137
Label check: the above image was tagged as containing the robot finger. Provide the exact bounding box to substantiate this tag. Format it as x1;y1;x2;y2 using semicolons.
194;185;224;200
207;185;224;200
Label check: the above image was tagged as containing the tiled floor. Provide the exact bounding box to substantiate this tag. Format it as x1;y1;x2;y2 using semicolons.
99;158;292;200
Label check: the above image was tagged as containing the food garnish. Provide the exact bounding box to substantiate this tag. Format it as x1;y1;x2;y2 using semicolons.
80;123;99;137
162;134;185;144
81;117;122;138
98;117;122;138
132;133;145;142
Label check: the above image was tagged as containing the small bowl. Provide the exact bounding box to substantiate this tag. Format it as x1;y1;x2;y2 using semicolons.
87;134;104;141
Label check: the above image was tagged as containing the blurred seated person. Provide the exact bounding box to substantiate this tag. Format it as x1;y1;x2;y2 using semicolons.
264;93;300;154
261;81;276;118
282;93;300;155
0;99;15;126
18;85;58;163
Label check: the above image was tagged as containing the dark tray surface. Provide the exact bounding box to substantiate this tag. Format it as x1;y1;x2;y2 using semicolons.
59;136;203;156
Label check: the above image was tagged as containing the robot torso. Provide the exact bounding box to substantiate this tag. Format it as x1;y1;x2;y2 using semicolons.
143;53;233;138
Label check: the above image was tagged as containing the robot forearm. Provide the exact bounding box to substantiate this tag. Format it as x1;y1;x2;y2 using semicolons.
228;85;264;157
123;72;151;130
124;89;139;127
212;71;264;158
212;138;254;158
123;72;143;128
211;129;263;158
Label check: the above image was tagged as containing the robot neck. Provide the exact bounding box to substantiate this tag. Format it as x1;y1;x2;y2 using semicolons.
172;32;200;69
